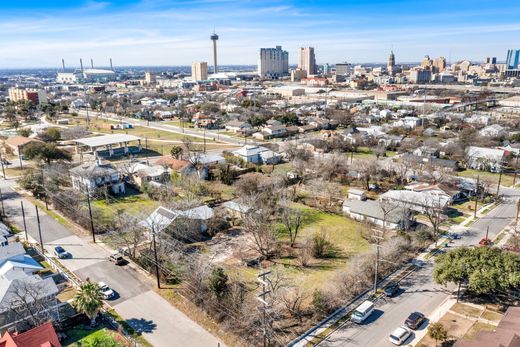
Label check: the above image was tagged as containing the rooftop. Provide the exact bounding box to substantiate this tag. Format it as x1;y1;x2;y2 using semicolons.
74;134;141;148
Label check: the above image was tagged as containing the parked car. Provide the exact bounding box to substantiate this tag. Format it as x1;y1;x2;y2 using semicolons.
448;232;461;239
388;326;412;345
405;312;426;330
384;282;400;297
98;282;115;299
54;246;70;259
109;253;125;265
351;300;374;324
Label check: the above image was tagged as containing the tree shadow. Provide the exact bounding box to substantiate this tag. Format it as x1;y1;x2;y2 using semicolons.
126;318;157;334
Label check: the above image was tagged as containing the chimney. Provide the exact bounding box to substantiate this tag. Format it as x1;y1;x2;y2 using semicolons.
80;58;84;72
61;59;65;71
90;59;94;69
110;58;113;71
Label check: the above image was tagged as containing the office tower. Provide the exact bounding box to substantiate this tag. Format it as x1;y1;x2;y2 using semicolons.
258;46;289;78
210;31;219;73
323;63;330;75
421;55;433;69
145;72;156;84
433;57;447;73
298;47;316;75
336;62;352;76
505;49;520;76
485;57;497;64
192;61;208;81
409;68;431;83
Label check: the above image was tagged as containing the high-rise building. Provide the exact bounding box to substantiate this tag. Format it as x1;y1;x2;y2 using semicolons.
421;55;433;70
323;63;330;76
335;62;352;76
192;61;208;81
298;47;316;75
485;57;497;64
433;57;446;73
409;68;431;83
506;49;520;76
210;31;219;74
144;72;156;84
258;46;289;78
387;51;395;70
8;88;47;105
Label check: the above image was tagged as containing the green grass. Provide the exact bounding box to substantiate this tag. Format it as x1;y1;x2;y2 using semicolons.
237;203;371;292
449;216;467;224
92;193;159;217
457;169;515;187
63;325;124;347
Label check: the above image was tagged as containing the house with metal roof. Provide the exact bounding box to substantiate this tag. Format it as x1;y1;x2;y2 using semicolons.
232;145;281;165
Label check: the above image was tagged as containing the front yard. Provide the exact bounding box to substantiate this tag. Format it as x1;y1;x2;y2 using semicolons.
457;169;515;187
62;325;126;347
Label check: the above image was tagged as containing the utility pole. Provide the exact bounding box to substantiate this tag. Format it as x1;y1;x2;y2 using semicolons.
85;187;96;243
257;270;271;347
203;128;206;153
35;206;44;252
513;153;520;186
152;228;161;289
0;151;6;179
0;188;5;218
496;169;503;196
372;228;384;295
41;169;48;210
474;174;480;219
21;201;28;241
17;146;23;170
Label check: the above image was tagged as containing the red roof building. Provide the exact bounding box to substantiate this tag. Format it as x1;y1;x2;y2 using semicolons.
0;322;61;347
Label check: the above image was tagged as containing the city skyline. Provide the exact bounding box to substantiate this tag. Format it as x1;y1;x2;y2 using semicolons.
1;0;520;68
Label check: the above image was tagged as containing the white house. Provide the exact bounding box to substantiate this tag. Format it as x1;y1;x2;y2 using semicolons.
343;199;411;230
69;161;125;196
379;189;451;213
232;145;281;165
0;243;43;278
466;146;506;172
224;121;252;133
141;205;215;233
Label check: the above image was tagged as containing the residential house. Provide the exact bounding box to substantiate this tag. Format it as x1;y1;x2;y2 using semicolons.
221;200;251;222
155;157;193;175
0;243;43;278
479;124;508;138
454;306;520;347
0;272;59;330
141;205;214;233
343;199;412;230
232;145;281;165
266;119;283;127
69;161;126;196
404;182;470;203
4;137;43;157
0;321;61;347
379;189;451;213
466;146;506;172
263;125;287;138
224;121;252;133
130;163;170;187
298;124;318;133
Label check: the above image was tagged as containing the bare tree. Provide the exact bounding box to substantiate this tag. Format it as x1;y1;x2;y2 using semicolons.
0;278;58;330
422;194;448;246
242;212;278;259
354;159;380;190
280;202;303;247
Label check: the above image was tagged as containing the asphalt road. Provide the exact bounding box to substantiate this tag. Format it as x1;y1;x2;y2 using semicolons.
0;178;224;347
319;187;520;347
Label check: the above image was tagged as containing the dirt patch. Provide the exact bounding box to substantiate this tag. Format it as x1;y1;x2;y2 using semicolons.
417;312;474;346
450;302;484;319
463;321;496;340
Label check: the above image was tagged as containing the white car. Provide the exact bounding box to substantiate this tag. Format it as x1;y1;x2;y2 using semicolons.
389;326;412;345
98;282;115;299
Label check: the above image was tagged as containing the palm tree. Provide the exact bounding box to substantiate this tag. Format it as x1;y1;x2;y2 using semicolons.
73;282;103;326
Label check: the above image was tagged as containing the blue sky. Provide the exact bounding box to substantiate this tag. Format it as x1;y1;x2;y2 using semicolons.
1;0;519;68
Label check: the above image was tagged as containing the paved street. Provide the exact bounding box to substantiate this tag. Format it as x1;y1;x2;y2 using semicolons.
0;179;223;347
319;186;520;347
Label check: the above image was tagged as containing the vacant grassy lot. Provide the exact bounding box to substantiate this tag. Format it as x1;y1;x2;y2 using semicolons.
92;193;159;218
233;203;371;293
457;169;515;187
